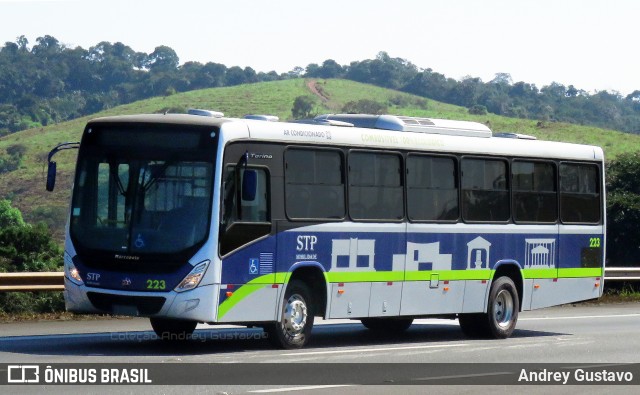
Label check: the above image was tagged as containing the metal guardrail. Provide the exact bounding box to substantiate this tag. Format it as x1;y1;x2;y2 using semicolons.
604;267;640;281
0;272;64;292
0;268;639;292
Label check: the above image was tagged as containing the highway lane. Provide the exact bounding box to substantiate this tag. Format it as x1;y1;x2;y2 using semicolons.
0;302;639;393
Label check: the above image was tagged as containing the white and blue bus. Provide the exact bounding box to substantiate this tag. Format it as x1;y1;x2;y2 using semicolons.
47;111;605;348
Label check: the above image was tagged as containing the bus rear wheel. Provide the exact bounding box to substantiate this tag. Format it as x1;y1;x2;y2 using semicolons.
361;317;413;333
267;280;314;349
459;276;519;339
150;318;197;340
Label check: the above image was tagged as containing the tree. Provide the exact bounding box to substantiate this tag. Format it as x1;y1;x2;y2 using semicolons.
287;66;304;78
317;59;344;79
490;73;513;85
447;76;482;107
146;45;179;72
225;66;247;86
291;96;317;119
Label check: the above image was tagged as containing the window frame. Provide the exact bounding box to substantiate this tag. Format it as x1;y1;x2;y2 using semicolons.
558;161;602;225
511;159;558;224
460;155;511;224
347;149;405;222
406;152;460;223
283;146;346;221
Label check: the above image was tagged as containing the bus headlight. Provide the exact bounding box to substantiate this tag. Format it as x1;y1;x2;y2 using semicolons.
175;260;209;292
64;253;83;285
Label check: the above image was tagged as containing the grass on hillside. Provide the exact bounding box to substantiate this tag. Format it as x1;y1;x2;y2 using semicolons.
2;78;640;239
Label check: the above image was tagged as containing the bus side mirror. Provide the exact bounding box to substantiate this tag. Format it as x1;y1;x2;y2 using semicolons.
45;141;80;192
242;170;257;202
46;161;57;192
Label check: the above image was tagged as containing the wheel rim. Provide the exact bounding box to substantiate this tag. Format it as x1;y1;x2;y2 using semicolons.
493;289;514;328
283;294;307;337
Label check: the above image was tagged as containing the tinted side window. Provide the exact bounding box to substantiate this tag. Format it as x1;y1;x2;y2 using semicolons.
461;158;509;222
560;163;600;223
349;151;403;220
407;155;458;221
285;148;345;219
512;161;557;223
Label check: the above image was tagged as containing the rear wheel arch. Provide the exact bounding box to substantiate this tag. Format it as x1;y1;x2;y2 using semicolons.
492;261;524;311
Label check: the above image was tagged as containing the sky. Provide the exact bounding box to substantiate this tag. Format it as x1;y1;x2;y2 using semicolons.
1;0;639;95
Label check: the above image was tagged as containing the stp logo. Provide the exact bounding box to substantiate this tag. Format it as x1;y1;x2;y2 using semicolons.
86;273;101;282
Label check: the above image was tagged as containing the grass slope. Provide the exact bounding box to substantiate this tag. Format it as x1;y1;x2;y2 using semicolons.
1;78;639;239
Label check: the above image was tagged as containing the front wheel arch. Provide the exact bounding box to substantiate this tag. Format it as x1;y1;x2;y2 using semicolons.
266;279;315;349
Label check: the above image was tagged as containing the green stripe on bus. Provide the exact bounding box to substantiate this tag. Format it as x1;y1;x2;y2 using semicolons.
324;270;494;282
522;269;556;279
558;268;603;278
405;270;492;281
523;267;603;279
217;266;604;319
217;283;265;320
217;273;288;320
325;271;405;283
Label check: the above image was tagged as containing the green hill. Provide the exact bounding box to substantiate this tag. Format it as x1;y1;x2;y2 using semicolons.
1;78;639;239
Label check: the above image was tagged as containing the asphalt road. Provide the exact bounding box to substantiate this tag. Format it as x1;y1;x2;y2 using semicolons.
0;302;639;394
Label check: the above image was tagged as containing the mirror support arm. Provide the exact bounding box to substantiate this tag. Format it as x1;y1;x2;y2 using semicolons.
46;142;80;192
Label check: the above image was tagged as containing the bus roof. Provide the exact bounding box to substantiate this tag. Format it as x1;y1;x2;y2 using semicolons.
85;113;604;162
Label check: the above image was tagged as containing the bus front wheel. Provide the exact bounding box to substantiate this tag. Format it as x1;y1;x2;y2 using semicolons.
267;280;314;349
459;276;519;339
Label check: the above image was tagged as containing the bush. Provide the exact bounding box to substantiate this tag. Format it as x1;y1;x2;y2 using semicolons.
0;144;27;174
606;192;640;266
0;292;65;314
468;104;488;115
0;222;62;272
605;153;640;266
341;99;387;114
0;199;25;228
388;95;427;109
0;200;64;314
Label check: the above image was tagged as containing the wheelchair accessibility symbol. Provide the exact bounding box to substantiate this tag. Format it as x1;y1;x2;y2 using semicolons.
135;233;146;249
249;259;259;274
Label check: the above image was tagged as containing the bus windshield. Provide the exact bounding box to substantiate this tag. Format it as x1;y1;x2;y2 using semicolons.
69;123;217;257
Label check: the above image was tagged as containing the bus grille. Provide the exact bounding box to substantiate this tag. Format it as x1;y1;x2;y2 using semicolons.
87;292;166;315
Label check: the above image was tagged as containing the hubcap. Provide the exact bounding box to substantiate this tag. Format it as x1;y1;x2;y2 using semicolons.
283;294;307;337
493;289;514;328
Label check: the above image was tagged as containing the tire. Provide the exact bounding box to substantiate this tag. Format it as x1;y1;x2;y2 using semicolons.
361;317;413;333
266;280;314;349
459;276;519;339
150;318;197;340
458;313;487;338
